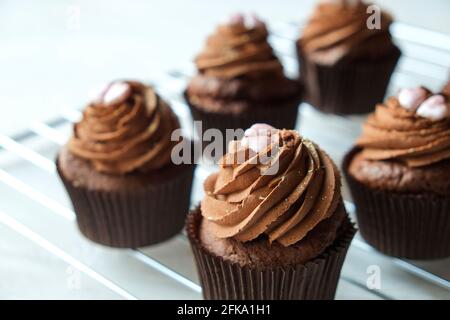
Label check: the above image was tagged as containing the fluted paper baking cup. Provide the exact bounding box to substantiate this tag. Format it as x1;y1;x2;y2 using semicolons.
297;46;401;115
186;209;356;300
343;147;450;259
57;159;196;248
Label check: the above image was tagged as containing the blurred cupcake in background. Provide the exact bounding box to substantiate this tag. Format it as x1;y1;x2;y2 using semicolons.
297;0;401;114
187;124;355;300
343;87;450;259
57;80;195;248
185;14;302;154
443;76;450;97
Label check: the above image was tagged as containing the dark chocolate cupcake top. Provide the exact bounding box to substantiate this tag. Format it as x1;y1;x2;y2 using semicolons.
299;0;395;64
356;87;450;167
69;81;180;174
195;14;283;79
200;124;341;247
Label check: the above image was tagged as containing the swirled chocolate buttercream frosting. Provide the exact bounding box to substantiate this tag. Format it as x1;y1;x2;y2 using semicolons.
300;0;396;64
357;87;450;167
200;124;342;247
68;81;180;174
195;14;283;79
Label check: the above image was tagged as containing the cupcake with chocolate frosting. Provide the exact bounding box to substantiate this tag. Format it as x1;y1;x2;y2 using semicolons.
443;78;450;98
57;80;195;248
297;0;401;114
343;87;450;259
187;124;355;300
185;14;302;153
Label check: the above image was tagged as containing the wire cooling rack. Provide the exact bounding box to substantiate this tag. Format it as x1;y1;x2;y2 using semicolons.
0;20;449;300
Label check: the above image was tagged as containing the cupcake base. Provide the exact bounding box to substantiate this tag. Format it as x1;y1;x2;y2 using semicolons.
297;45;401;115
57;154;196;248
343;148;450;259
186;208;356;300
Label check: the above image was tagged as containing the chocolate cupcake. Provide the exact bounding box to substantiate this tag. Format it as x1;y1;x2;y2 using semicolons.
185;14;302;154
297;0;401;114
57;81;195;248
343;87;450;259
187;124;355;300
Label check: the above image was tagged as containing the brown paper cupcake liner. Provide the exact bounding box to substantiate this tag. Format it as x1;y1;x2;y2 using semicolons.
184;92;300;155
343;148;450;259
297;45;401;115
186;209;356;300
57;160;196;248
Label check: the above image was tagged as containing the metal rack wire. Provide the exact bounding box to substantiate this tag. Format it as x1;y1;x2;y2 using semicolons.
0;20;449;300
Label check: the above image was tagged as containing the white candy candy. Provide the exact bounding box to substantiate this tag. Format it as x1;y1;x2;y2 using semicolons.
416;95;449;121
241;123;277;153
398;87;427;111
243;123;274;136
228;13;262;29
89;81;131;107
228;13;245;25
102;82;131;106
319;0;360;6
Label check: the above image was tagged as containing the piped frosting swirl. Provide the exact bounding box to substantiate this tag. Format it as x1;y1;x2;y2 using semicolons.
195;14;284;79
68;81;180;175
200;125;342;247
357;87;450;167
300;0;395;64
